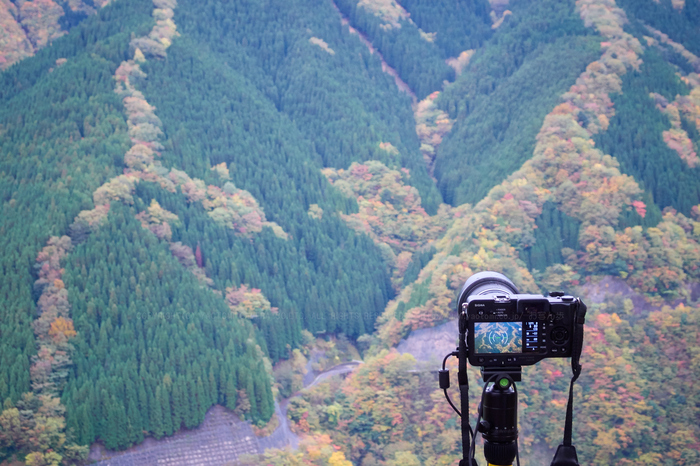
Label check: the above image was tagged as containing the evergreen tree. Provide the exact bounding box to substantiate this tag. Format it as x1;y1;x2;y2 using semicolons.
151;386;164;440
434;0;600;205
161;384;173;437
594;48;699;217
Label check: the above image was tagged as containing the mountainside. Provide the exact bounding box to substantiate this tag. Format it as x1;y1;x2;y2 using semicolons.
0;0;113;70
1;0;699;465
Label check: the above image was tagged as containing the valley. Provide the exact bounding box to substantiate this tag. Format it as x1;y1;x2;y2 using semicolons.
1;0;699;465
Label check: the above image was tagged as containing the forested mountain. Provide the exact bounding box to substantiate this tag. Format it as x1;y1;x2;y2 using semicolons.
0;0;699;464
0;0;114;70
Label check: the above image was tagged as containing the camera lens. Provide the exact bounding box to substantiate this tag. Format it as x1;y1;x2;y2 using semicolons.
457;271;519;314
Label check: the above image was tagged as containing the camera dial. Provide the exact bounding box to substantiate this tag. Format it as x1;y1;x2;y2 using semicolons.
551;327;569;345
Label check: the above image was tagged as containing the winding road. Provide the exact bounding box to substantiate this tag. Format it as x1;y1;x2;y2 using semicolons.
276;359;364;450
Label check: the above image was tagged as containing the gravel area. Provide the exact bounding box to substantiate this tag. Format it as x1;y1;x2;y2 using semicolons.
396;319;459;370
90;404;289;466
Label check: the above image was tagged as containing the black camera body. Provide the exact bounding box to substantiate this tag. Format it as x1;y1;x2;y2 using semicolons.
462;293;582;368
457;271;585;369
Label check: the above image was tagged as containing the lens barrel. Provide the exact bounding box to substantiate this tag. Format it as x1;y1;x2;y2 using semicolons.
457;271;519;314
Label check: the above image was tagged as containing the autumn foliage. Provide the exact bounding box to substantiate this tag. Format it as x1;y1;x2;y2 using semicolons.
225;284;275;318
323;160;453;291
519;301;700;464
136;199;178;241
4;0;700;464
373;0;698;348
324;161;450;253
0;0;33;70
414;91;454;176
0;0;108;70
651;91;699;168
261;299;700;465
48;317;77;344
280;350;464;465
0;237;87;463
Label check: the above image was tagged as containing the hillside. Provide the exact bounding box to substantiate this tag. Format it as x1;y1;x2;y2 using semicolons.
1;0;700;465
0;0;114;70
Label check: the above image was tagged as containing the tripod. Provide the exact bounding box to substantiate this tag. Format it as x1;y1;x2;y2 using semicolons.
440;311;581;466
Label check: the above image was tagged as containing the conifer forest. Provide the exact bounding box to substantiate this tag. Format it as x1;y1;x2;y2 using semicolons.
1;0;700;464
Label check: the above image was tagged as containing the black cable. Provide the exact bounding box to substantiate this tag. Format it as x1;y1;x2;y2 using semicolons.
442;350;477;444
442;352;462;417
444;389;461;417
469;373;497;464
442;351;457;371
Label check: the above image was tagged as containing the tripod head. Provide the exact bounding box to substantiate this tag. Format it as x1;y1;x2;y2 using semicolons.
479;371;519;466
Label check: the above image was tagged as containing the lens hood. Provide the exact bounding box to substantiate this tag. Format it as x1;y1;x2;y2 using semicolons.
457;271;519;314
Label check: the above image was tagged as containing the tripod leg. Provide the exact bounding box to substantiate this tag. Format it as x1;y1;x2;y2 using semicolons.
551;444;579;466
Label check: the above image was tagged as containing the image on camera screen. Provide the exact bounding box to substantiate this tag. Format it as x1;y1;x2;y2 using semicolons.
474;322;523;354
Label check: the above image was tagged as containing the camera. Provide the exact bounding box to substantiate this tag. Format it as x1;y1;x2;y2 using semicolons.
457;271;584;368
445;271;586;466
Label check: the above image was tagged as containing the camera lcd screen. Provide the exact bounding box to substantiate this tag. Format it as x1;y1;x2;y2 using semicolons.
474;322;523;354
